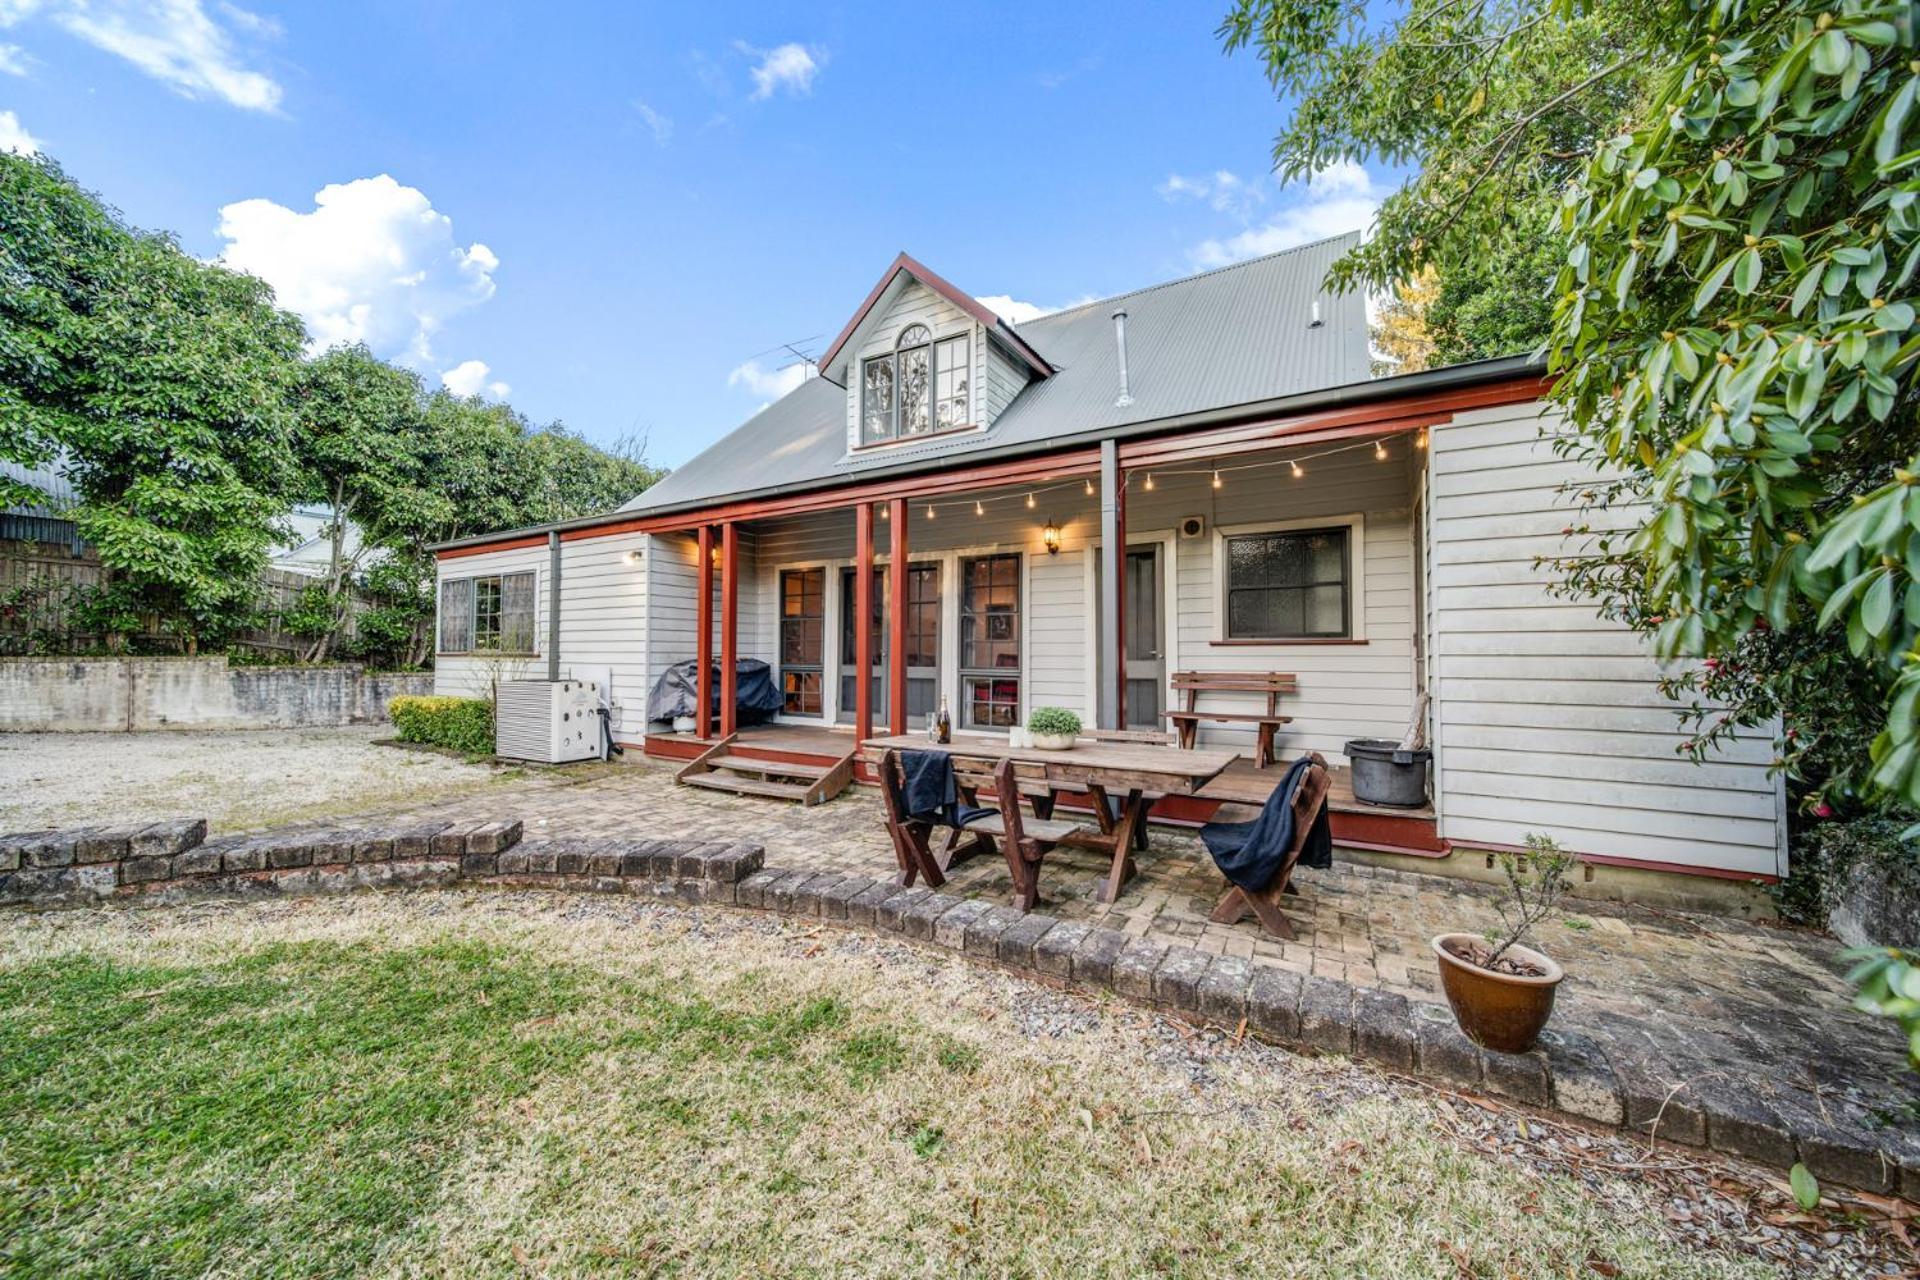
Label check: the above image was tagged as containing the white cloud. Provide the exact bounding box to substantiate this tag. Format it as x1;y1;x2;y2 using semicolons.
440;359;509;399
1187;163;1384;269
1157;169;1262;220
739;41;818;100
976;295;1052;324
48;0;282;112
1307;158;1373;199
215;174;499;363
727;357;809;401
0;42;27;74
0;107;38;153
631;98;672;146
976;293;1100;325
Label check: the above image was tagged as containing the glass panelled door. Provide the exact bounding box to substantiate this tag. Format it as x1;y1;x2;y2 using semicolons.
779;568;825;716
836;563;940;727
1095;544;1165;730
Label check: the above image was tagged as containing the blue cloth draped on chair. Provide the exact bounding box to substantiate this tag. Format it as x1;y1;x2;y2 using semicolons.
899;750;996;829
1200;755;1333;891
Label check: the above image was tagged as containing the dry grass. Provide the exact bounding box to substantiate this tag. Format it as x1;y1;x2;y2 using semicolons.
0;892;1832;1279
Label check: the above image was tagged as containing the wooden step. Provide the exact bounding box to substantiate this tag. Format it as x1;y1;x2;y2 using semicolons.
706;754;833;780
681;772;813;802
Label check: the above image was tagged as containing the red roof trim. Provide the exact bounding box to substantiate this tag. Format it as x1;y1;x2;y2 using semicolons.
815;252;1053;381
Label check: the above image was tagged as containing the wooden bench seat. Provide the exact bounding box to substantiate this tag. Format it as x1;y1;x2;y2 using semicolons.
965;812;1086;843
1165;671;1297;769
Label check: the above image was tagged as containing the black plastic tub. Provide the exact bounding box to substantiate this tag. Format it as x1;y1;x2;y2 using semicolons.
1344;738;1433;808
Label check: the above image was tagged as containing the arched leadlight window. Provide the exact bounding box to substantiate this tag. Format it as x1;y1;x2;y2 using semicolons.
896;324;931;437
860;322;971;445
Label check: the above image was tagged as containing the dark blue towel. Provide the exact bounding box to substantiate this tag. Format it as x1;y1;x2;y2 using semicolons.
1200;756;1333;891
900;750;996;829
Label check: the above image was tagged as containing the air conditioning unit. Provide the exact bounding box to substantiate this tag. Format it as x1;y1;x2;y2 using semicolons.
495;679;601;764
1178;515;1207;540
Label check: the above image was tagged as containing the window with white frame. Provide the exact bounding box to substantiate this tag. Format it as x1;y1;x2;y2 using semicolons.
1221;526;1353;640
861;324;970;445
438;571;536;653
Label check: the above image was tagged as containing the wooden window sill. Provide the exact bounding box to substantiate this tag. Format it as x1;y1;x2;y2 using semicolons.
1208;638;1367;647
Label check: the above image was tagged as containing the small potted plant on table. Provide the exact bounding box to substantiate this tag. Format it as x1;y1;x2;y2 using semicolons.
1433;833;1578;1054
1025;707;1082;751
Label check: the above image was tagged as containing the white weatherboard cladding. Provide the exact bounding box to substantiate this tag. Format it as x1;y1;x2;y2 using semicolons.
434;534;650;737
1426;400;1786;876
979;339;1029;427
553;531;648;738
434;543;549;700
1124;447;1419;762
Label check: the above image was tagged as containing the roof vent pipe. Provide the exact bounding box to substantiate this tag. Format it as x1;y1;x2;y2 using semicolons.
1309;299;1323;328
1111;309;1134;408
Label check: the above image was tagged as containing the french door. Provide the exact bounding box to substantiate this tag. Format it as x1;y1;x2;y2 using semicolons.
1094;543;1165;730
836;562;940;727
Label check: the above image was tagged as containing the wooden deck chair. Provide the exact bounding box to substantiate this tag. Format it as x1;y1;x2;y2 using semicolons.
876;749;995;890
966;757;1079;912
1206;752;1332;940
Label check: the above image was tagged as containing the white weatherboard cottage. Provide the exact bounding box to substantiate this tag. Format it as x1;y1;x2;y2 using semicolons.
432;234;1786;897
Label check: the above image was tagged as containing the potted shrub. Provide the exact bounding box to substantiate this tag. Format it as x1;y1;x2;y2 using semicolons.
1025;707;1082;751
1432;834;1578;1054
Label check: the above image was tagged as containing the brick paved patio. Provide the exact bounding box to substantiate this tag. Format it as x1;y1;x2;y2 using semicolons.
353;754;1920;1165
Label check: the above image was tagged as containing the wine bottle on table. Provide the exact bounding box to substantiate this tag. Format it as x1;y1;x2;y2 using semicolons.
935;695;952;744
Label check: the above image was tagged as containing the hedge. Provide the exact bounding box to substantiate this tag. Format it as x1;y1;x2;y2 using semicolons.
388;695;494;755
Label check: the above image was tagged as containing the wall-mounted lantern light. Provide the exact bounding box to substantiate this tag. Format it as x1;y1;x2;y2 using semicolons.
1041;519;1061;556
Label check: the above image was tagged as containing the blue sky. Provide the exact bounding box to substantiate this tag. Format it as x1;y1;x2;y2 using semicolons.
0;1;1390;468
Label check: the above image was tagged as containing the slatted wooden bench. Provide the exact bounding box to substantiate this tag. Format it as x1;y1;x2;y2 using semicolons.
1164;671;1297;769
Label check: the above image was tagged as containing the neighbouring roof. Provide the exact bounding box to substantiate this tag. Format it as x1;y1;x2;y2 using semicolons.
272;505;384;578
622;233;1374;517
1;458;75;520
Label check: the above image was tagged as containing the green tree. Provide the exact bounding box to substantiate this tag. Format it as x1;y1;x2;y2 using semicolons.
1224;0;1920;1054
1547;0;1920;816
288;345;428;660
1221;0;1658;361
0;153;306;651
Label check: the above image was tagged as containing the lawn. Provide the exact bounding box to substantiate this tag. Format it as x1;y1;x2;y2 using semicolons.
0;893;1836;1279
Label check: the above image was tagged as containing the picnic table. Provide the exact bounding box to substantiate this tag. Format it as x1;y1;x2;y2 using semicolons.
860;734;1237;905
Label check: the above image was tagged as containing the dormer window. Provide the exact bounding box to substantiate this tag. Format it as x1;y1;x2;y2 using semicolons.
861;324;970;445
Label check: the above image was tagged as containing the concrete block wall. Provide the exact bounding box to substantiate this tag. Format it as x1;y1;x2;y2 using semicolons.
0;657;432;732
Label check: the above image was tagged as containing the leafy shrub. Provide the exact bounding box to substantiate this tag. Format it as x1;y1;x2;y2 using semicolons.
1025;707;1081;737
388;694;493;755
1775;814;1920;927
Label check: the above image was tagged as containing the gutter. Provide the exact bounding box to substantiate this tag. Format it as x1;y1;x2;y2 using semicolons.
429;354;1545;553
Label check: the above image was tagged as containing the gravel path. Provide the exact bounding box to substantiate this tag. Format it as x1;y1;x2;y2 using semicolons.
0;726;540;833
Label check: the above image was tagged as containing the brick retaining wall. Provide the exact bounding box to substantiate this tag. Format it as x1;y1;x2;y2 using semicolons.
2;821;1911;1201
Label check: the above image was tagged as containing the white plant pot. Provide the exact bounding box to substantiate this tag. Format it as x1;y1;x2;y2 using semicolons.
673;716;697;734
1029;732;1076;751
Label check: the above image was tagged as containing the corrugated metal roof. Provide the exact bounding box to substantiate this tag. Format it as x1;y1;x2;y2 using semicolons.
1;458;76;519
623;233;1370;515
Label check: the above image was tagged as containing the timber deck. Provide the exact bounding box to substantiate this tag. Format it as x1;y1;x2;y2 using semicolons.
641;723;1442;855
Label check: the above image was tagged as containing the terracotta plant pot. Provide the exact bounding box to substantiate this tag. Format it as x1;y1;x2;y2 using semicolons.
1431;932;1564;1054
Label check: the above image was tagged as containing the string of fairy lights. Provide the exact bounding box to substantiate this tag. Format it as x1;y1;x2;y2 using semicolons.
876;428;1428;523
